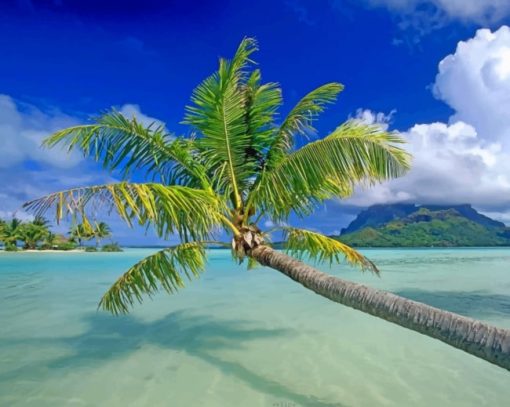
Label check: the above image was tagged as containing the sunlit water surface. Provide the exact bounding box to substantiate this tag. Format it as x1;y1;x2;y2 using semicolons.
1;248;510;406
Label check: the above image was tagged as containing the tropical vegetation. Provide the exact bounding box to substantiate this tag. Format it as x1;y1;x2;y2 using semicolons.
0;218;23;251
101;242;123;252
0;217;117;251
24;38;510;370
0;217;55;251
339;204;510;247
18;217;51;250
93;222;112;247
70;221;113;247
69;223;94;247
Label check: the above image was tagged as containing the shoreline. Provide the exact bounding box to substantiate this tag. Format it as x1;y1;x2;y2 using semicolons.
2;246;510;254
0;249;85;253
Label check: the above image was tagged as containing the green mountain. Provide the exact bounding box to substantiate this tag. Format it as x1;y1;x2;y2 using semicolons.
337;204;510;247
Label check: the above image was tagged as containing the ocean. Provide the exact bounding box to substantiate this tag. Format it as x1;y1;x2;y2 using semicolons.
1;248;509;406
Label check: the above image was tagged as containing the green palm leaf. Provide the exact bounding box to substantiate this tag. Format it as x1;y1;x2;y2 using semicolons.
240;69;282;179
99;242;206;314
44;111;208;187
259;83;344;179
23;182;223;242
281;227;378;273
243;83;343;218
252;121;411;220
184;37;258;206
278;82;344;149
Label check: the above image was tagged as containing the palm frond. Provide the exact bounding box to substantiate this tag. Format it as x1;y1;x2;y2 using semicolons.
23;182;223;241
184;37;258;206
252;121;411;220
247;256;260;270
277;82;344;149
44;111;208;187
240;69;282;183
281;227;378;273
99;242;206;314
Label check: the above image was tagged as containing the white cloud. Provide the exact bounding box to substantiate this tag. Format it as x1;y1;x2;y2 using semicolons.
0;95;108;212
355;0;510;44
0;95;82;168
345;26;510;221
352;108;395;131
119;103;166;130
0;98;162;181
348;121;510;208
364;0;510;24
434;26;510;144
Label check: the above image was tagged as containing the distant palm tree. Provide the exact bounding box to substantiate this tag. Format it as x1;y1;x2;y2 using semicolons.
0;219;5;243
69;223;94;247
43;231;57;248
32;216;50;228
93;222;112;248
18;221;49;250
25;38;510;370
0;218;23;250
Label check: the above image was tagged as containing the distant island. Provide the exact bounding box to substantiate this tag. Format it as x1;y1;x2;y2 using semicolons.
335;204;510;247
0;218;122;252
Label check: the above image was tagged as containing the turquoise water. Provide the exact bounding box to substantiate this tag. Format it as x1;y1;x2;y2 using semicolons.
1;248;510;406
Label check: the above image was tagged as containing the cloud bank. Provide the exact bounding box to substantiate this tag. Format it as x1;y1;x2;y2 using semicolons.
0;95;82;169
345;26;510;222
365;0;510;24
356;0;510;44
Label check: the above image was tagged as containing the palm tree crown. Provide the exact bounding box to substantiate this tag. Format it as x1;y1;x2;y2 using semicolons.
25;38;410;314
0;218;23;249
93;221;112;247
69;223;94;247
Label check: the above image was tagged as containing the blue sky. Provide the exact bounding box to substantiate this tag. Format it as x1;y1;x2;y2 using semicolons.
1;0;510;244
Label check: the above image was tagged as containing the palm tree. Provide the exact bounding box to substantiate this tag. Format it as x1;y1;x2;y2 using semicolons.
42;231;57;249
18;221;49;250
0;219;5;246
32;216;50;228
24;38;510;370
0;218;23;250
93;222;112;248
19;222;48;250
69;223;94;247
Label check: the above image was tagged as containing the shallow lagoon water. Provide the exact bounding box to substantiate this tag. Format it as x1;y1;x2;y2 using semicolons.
1;248;510;406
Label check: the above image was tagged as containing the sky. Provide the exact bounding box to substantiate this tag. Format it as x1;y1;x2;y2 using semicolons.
1;0;510;244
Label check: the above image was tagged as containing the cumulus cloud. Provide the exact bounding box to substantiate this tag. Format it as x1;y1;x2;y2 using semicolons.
0;94;103;221
344;26;510;222
434;26;510;144
347;121;509;208
0;94;82;168
118;103;166;129
352;108;395;131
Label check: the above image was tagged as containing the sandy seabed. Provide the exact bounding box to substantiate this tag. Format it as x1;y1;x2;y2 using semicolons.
1;248;510;406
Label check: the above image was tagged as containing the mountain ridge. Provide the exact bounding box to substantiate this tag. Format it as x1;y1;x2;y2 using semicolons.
337;204;510;247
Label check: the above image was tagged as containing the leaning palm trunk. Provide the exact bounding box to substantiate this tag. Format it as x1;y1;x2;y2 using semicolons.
250;245;510;371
